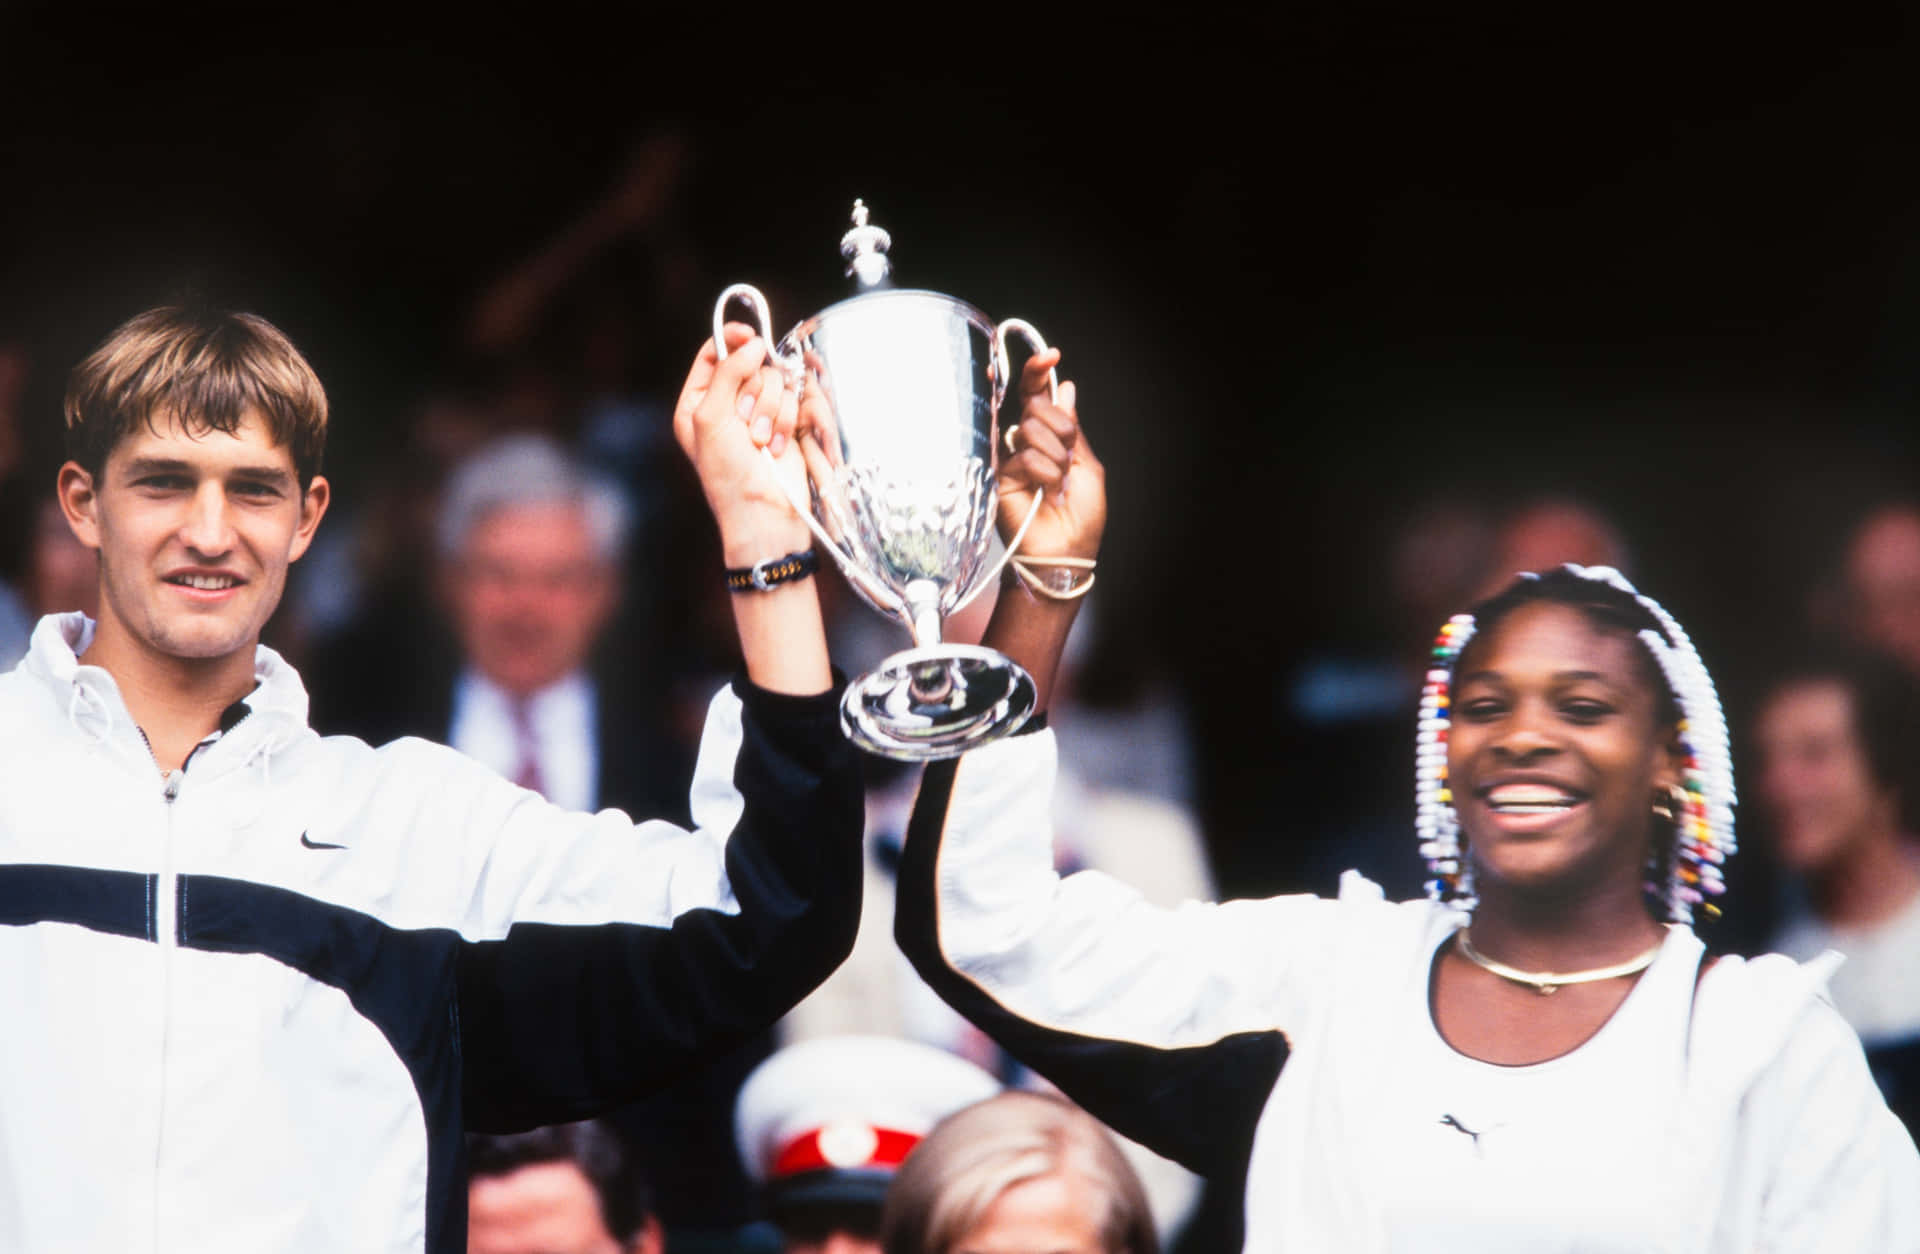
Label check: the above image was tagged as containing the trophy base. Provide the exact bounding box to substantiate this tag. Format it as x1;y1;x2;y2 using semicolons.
841;644;1037;762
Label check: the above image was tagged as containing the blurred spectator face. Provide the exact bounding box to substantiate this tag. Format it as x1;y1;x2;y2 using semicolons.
468;1159;638;1254
445;501;615;698
1391;501;1493;634
950;1171;1104;1254
1844;507;1920;677
0;342;28;481
467;1122;657;1254
1473;500;1629;602
1755;679;1896;875
784;1214;883;1254
31;497;98;617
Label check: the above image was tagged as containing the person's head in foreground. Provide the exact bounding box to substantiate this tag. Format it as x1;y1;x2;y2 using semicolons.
1416;564;1736;925
467;1121;662;1254
879;1092;1157;1254
54;304;330;675
1753;647;1920;888
737;1036;1000;1254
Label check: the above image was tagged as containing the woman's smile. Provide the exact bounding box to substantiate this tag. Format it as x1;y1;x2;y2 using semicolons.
1476;777;1592;834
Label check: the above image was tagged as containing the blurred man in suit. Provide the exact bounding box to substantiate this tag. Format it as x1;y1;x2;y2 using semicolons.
318;433;688;820
436;434;671;813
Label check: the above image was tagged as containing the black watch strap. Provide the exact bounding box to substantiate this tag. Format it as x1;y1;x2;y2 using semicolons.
725;548;820;593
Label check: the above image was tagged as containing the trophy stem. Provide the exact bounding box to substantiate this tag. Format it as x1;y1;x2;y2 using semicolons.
895;580;955;706
903;579;945;650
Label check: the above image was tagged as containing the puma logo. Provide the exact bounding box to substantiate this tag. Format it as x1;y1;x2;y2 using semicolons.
300;832;348;851
1439;1113;1504;1154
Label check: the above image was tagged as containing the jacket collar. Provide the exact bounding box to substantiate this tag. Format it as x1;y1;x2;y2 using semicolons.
23;612;310;779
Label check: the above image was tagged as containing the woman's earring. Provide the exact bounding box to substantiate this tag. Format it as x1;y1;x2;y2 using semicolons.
1651;784;1685;822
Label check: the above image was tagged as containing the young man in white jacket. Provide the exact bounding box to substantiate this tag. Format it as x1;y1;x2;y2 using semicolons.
1;306;861;1253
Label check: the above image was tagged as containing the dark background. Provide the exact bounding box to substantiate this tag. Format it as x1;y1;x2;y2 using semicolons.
7;9;1920;907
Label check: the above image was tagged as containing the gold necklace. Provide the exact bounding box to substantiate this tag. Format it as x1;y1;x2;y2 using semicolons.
1454;927;1670;995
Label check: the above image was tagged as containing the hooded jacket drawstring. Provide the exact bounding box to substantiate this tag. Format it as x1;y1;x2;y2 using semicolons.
68;681;114;743
247;740;274;789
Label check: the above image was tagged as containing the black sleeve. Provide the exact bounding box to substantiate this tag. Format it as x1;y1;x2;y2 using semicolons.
894;757;1289;1183
459;675;863;1133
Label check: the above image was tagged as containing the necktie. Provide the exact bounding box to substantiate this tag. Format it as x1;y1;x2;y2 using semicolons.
508;697;545;797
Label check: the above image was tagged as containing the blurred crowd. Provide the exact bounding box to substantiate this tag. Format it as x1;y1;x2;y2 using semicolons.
7;133;1920;1253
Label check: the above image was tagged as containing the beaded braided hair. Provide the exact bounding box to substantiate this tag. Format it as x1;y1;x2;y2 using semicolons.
1414;564;1735;924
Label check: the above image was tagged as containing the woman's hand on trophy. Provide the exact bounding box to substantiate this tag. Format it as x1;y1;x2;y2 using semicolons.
674;323;811;564
983;348;1105;712
998;348;1106;563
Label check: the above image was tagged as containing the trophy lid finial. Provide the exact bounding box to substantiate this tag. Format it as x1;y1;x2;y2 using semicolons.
840;199;893;288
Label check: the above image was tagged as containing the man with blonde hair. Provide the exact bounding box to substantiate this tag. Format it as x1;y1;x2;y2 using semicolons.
0;305;862;1253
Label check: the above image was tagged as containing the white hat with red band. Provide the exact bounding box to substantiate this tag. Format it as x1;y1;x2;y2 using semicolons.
735;1035;1001;1212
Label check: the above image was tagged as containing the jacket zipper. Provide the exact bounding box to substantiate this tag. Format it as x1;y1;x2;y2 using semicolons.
134;712;251;1253
109;701;252;1251
152;767;182;1254
145;720;182;1254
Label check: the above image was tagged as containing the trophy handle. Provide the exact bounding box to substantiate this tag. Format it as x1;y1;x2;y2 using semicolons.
711;283;908;616
948;318;1058;614
713;282;777;360
993;317;1059;406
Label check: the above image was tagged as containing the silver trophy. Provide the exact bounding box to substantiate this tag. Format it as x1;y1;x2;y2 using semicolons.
712;201;1055;760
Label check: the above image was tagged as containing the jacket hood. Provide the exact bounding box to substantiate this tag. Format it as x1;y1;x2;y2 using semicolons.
22;612;311;782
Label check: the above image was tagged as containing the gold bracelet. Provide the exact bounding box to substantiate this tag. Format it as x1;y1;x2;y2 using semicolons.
1008;556;1096;601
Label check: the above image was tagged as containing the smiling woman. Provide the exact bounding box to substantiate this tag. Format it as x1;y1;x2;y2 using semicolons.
1423;569;1720;920
895;369;1920;1252
1415;569;1734;1067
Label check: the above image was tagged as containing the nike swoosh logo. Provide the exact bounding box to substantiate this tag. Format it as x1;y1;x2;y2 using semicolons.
300;832;348;851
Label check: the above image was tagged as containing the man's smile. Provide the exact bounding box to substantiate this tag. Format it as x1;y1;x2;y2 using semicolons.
162;568;249;601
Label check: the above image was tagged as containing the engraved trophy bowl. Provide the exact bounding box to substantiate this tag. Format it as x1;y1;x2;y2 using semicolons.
712;202;1054;760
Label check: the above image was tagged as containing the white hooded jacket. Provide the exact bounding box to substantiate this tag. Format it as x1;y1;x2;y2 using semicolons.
0;614;861;1254
896;726;1920;1252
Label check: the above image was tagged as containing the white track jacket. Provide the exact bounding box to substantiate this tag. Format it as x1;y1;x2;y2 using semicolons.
0;614;862;1253
898;726;1920;1252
